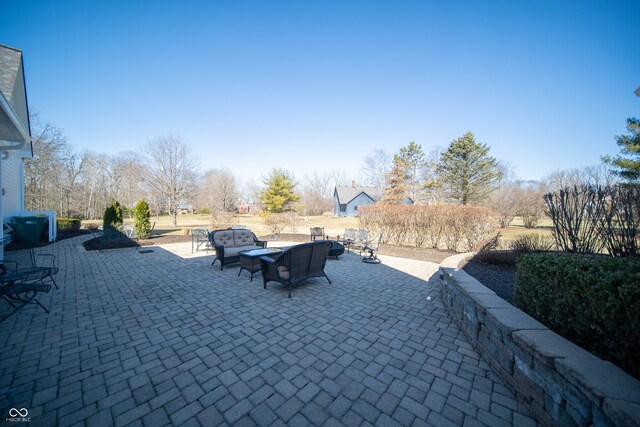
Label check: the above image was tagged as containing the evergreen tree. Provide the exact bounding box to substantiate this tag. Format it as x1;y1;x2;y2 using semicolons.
437;132;502;205
134;199;152;239
259;168;301;213
113;201;123;226
398;141;426;202
103;200;124;228
602;117;640;183
381;154;410;204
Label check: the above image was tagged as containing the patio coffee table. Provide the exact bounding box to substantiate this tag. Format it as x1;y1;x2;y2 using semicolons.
238;248;283;281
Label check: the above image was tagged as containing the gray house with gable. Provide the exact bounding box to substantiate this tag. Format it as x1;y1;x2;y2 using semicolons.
333;184;414;217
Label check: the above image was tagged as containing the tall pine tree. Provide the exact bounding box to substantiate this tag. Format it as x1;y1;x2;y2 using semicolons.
381;154;410;204
602;117;640;183
259;168;301;213
437;132;502;205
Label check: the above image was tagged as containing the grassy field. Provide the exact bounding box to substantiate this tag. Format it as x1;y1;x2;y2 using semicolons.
82;213;553;245
84;214;360;238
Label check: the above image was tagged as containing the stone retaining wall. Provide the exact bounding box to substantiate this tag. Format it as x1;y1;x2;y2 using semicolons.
439;253;640;427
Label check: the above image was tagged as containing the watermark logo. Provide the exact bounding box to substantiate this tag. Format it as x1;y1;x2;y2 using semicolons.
6;408;30;423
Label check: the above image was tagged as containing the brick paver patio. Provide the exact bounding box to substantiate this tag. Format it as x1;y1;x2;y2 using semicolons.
0;236;537;426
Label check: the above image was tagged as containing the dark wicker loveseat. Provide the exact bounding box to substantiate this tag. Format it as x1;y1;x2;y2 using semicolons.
209;229;266;270
260;241;332;298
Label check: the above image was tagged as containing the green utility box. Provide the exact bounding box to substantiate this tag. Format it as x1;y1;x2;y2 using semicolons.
10;216;48;244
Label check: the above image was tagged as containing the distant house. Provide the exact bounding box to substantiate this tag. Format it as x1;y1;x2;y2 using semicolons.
236;197;262;214
177;201;194;214
0;45;56;253
334;183;414;217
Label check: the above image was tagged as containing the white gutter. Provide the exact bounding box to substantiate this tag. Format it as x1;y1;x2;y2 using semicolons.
0;91;29;153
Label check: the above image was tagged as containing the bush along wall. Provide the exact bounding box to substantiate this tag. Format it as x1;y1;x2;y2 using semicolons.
358;205;498;252
56;217;81;233
515;252;640;379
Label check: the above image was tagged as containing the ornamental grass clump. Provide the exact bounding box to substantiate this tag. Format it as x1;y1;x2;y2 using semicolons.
515;252;640;379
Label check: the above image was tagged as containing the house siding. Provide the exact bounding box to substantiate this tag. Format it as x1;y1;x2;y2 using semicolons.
2;155;22;212
333;190;342;216
345;193;375;217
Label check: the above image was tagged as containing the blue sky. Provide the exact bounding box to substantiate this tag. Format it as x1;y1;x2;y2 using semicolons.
1;0;638;183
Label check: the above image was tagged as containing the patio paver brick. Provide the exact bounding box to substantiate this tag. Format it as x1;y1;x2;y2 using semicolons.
0;236;538;426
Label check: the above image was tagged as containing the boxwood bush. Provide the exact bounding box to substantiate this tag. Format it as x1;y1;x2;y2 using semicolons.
57;217;81;233
515;253;640;379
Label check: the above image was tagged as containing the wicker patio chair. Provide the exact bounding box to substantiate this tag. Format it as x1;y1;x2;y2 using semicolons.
260;241;332;298
209;229;267;270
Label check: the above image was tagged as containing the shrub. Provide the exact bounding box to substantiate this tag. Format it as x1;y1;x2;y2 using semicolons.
103;201;124;228
263;213;289;235
515;253;640;379
210;211;236;228
597;185;640;257
57;217;81;233
507;233;553;252
358;205;498;252
134;199;152;240
544;184;639;256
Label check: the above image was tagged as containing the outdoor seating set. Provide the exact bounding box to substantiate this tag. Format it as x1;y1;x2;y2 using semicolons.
0;249;58;322
205;228;332;298
337;228;382;264
198;226;383;296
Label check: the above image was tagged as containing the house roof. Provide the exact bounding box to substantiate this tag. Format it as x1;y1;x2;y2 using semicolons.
0;44;31;149
334;185;383;205
0;45;21;103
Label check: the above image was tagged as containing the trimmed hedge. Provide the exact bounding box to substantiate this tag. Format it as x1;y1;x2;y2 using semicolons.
515;253;640;379
358;205;498;252
57;217;81;233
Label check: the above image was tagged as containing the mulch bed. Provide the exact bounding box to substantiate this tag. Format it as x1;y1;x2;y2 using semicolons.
462;258;517;304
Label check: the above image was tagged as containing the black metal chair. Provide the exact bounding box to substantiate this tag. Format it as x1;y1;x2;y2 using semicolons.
260;241;332;298
0;259;54;322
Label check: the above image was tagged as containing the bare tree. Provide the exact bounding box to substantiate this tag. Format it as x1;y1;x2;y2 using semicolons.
140;135;199;226
360;149;391;190
24;112;70;211
200;168;239;213
331;170;351;187
422;147;443;205
301;172;333;215
545;164;618;192
112;152;147;211
78;152;113;219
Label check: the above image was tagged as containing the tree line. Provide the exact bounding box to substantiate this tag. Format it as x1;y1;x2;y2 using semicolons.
25;110;638;226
